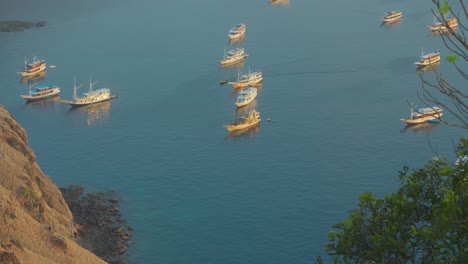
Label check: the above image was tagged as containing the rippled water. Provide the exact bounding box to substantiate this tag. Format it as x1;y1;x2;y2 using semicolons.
0;0;465;263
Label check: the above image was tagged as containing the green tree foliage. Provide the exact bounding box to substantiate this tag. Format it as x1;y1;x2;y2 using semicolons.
325;138;468;263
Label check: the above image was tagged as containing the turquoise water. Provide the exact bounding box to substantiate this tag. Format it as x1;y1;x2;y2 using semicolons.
1;0;466;263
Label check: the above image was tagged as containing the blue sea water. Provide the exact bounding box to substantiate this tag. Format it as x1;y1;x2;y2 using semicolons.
0;0;466;263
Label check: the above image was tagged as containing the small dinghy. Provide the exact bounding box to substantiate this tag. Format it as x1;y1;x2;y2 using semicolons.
267;118;277;122
220;80;228;85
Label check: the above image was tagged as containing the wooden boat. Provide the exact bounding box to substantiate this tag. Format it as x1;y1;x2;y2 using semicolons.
18;55;46;77
269;0;289;6
228;24;246;39
400;106;443;125
225;110;261;131
63;77;113;108
414;49;440;67
427;17;458;31
382;11;402;22
220;48;248;65
228;69;263;89
235;87;257;107
21;83;60;102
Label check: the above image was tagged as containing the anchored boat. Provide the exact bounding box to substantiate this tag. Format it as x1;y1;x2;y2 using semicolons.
65;77;114;108
21;83;60;102
400;106;443;125
220;48;248;66
427;17;458;31
225;110;261;131
382;11;402;22
18;55;46;77
228;24;246;39
414;49;440;67
235;87;257;107
228;69;263;89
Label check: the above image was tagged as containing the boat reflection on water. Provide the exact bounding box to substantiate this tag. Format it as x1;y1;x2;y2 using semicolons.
228;34;246;46
268;0;289;7
20;71;46;83
23;96;61;110
381;19;402;29
400;121;441;134
416;61;440;74
235;98;258;115
221;60;245;71
225;125;260;139
68;100;111;126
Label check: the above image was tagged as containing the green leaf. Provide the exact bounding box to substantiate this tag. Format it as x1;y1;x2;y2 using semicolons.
445;55;458;63
439;0;451;15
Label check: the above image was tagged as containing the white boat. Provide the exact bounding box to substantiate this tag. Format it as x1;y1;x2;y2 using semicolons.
414;49;440;67
225;110;261;131
17;55;46;77
220;48;248;65
21;83;60;102
235;87;257;107
228;24;246;39
65;77;113;107
382;11;402;22
427;17;458;31
228;69;263;89
400;106;443;125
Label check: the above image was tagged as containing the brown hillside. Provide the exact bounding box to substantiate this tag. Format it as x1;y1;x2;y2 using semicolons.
0;105;106;264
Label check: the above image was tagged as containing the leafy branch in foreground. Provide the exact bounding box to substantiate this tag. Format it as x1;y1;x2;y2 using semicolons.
325;138;468;263
418;0;467;129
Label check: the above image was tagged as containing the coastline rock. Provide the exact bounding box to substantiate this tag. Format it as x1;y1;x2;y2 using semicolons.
0;21;46;32
60;186;133;263
0;105;106;263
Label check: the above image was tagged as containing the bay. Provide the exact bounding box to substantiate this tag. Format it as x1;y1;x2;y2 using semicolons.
0;0;465;263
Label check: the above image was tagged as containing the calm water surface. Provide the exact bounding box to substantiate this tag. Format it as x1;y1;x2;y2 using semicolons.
0;0;465;263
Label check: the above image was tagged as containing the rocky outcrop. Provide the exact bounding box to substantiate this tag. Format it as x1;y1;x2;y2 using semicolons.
0;21;46;32
60;186;133;263
0;105;106;263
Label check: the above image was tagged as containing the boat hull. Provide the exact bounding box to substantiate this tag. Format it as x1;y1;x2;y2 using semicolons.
225;119;261;131
21;88;60;102
382;15;402;22
220;55;248;65
415;60;440;67
236;98;255;107
68;97;112;108
22;93;59;102
229;79;262;89
18;64;47;77
400;113;443;125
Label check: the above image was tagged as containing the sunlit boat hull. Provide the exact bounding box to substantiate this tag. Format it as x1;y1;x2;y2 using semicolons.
225;119;261;131
18;64;47;77
400;108;443;125
21;89;60;102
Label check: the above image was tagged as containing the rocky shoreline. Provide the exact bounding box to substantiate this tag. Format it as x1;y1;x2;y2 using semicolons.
0;21;46;32
60;185;133;264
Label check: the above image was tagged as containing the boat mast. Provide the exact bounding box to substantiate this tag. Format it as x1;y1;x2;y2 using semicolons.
73;77;78;100
89;76;98;93
73;77;83;100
